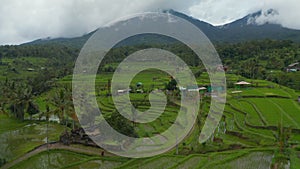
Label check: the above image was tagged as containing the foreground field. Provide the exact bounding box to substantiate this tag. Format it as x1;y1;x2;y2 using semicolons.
1;72;300;168
4;148;275;169
0;115;65;162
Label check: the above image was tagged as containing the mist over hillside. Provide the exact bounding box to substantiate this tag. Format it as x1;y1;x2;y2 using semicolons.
23;9;300;49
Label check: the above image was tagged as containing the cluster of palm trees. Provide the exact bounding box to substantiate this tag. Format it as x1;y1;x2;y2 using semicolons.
0;79;37;120
47;85;78;130
0;78;78;130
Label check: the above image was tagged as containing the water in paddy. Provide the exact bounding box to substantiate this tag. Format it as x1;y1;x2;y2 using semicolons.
10;151;84;169
210;152;273;169
70;160;123;169
0;123;64;162
10;150;122;169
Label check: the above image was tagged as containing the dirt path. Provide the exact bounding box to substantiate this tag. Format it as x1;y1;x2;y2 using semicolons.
2;143;112;169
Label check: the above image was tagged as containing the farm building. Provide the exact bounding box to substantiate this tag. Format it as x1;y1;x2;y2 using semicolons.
187;85;199;92
179;86;187;91
179;85;208;92
136;82;143;87
216;64;229;72
286;62;299;72
117;89;131;94
27;68;35;71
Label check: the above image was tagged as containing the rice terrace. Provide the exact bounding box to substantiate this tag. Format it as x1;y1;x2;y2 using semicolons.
1;3;300;169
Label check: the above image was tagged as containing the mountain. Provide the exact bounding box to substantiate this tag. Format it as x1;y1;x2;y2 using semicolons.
168;9;300;43
215;9;300;42
24;10;300;48
24;30;96;49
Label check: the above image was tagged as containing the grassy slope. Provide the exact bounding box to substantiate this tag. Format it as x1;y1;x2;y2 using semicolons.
3;70;300;168
0;114;65;162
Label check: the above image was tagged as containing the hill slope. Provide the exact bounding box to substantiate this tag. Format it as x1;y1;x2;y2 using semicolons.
23;10;300;48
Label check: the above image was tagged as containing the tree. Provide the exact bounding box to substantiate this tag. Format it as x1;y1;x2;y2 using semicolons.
194;70;202;78
275;122;291;154
0;158;6;167
52;89;66;124
107;110;137;138
0;79;10;115
272;122;291;169
51;85;76;129
5;82;38;120
0;52;2;65
27;69;54;95
240;58;260;79
27;101;39;120
166;78;177;91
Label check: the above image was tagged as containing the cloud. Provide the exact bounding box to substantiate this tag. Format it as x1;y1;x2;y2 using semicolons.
188;0;264;25
188;0;300;30
0;0;299;45
0;0;200;45
255;0;300;30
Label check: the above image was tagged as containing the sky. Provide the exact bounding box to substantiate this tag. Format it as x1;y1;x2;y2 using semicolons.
0;0;299;45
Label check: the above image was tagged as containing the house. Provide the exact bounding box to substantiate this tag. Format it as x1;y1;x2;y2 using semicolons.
216;65;229;72
117;89;131;94
27;68;35;71
136;82;143;87
287;62;300;72
187;85;199;92
136;89;143;93
179;85;207;92
179;86;187;91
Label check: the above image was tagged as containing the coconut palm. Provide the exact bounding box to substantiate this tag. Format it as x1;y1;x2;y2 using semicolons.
0;79;10;115
4;81;38;120
51;85;77;130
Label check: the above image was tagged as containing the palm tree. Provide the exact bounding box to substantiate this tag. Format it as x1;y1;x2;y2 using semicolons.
51;85;77;130
275;122;291;154
27;101;39;120
0;79;10;115
5;82;38;120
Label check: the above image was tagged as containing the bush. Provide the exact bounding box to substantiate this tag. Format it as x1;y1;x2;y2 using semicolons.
0;158;6;167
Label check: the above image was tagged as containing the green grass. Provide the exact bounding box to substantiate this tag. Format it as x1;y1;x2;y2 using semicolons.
224;105;274;141
0;57;49;81
10;149;91;169
97;91;180;137
246;98;300;128
3;69;300;168
270;98;300;125
0;115;65;162
208;151;273;169
230;99;265;126
66;159;123;169
171;155;206;169
290;150;300;169
8;149;123;169
0;114;28;134
127;155;184;169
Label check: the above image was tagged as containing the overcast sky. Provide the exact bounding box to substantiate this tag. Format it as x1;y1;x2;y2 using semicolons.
0;0;299;45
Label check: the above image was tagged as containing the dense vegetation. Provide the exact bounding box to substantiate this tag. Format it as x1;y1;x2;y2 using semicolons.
0;38;300;168
1;39;299;89
216;39;300;89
